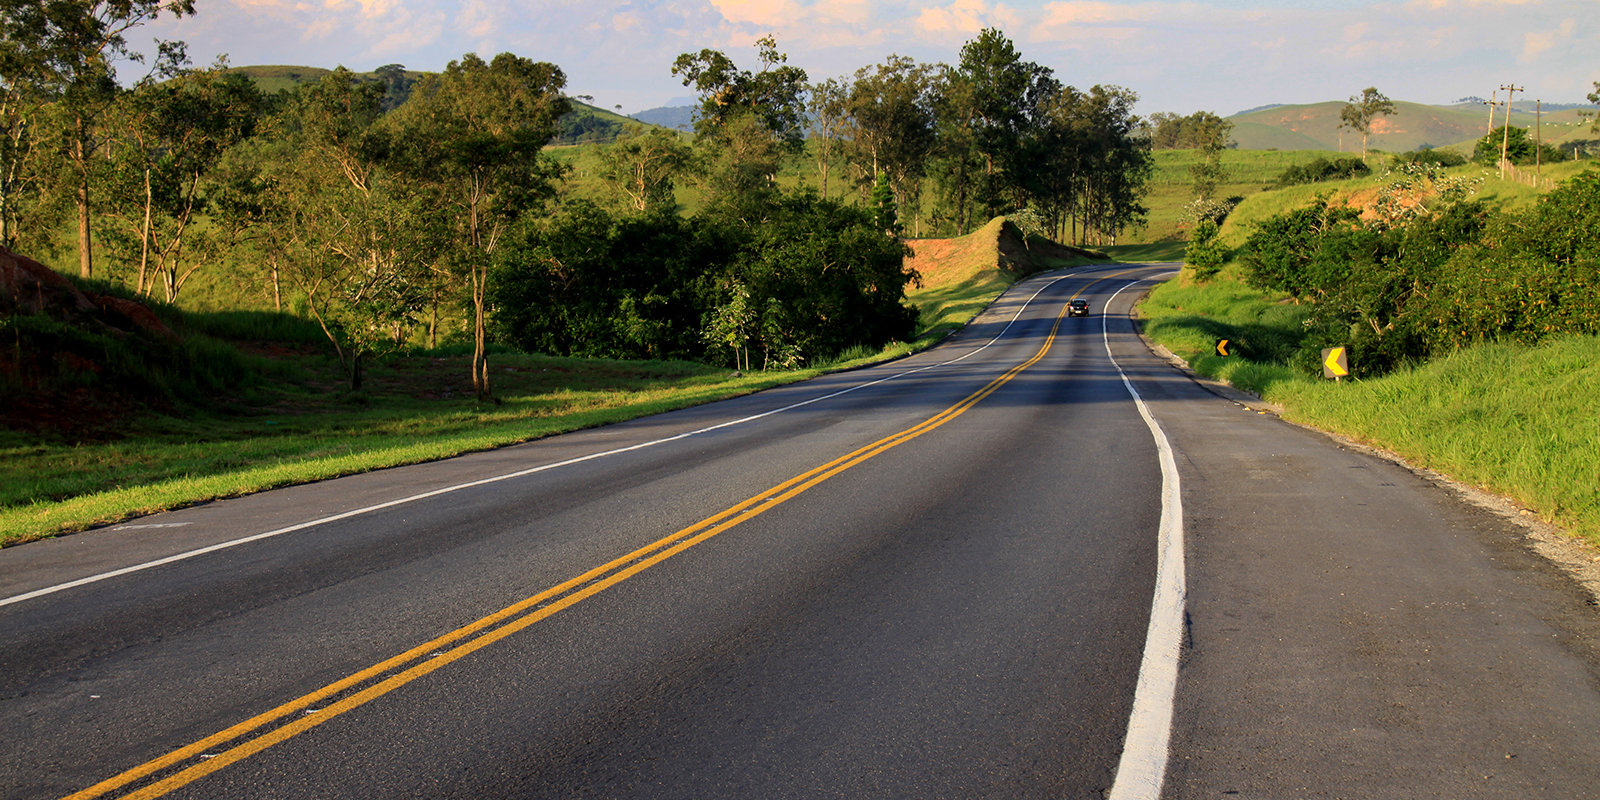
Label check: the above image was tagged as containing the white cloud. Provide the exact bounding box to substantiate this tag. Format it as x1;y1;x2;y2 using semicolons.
915;0;1023;38
1521;16;1576;60
132;0;1600;117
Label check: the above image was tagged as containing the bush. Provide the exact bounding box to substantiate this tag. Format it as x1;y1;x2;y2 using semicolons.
490;192;919;370
1273;157;1371;188
1392;147;1467;168
1184;219;1227;280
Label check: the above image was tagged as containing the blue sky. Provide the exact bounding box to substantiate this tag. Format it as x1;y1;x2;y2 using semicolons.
136;0;1599;117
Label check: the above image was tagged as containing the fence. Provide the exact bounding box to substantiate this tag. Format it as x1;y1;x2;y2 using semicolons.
1497;159;1558;190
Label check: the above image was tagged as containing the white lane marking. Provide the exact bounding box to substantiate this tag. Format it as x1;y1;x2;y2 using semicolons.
1104;278;1186;800
1;272;1090;609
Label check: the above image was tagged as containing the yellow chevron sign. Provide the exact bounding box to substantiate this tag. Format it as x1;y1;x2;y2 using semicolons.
1216;339;1230;356
1322;346;1349;379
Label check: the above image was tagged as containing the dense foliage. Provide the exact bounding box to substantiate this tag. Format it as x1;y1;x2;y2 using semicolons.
1471;125;1569;167
1143;111;1233;150
1273;157;1371;188
2;11;1148;400
490;193;917;369
1240;170;1600;377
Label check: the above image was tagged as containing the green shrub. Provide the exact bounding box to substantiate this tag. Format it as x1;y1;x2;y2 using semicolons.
1273;157;1371;188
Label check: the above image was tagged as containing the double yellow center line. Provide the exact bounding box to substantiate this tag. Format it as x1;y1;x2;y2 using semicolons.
69;275;1121;800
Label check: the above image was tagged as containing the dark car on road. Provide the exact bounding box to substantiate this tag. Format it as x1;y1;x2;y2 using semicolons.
1068;299;1090;317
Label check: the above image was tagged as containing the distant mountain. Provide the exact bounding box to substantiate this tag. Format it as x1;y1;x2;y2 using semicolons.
1227;100;1597;152
632;106;696;132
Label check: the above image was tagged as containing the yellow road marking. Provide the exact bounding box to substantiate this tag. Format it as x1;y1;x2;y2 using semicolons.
66;269;1152;800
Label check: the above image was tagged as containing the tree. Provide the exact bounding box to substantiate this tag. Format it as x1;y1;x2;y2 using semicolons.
0;33;53;252
1588;81;1599;134
844;55;935;234
1145;110;1233;150
1184;218;1225;280
1033;83;1151;246
671;36;808;149
672;37;808;218
952;28;1052;220
928;67;981;234
596;123;693;212
806;77;848;199
392;53;570;401
0;0;196;277
263;69;437;391
1339;87;1395;163
1471;125;1566;167
100;61;264;301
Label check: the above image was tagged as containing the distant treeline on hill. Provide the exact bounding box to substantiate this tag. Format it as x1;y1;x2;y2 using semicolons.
225;64;637;145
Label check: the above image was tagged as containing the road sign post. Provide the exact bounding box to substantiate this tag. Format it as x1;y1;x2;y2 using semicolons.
1321;346;1349;381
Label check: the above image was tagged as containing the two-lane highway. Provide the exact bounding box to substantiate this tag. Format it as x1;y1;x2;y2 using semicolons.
3;265;1178;799
7;261;1599;799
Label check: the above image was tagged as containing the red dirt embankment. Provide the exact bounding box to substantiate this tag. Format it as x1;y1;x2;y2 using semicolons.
905;217;1106;290
1;247;180;341
2;247;184;439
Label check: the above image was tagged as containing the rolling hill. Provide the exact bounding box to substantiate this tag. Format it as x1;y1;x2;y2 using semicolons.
1228;99;1597;153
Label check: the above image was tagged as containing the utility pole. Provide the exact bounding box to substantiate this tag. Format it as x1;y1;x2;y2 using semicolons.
1536;99;1543;176
1484;90;1498;137
1500;83;1524;177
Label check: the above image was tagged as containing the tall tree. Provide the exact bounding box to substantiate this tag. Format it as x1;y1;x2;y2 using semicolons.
845;55;935;234
929;67;981;234
265;69;436;391
0;30;51;251
1587;81;1599;134
806;77;848;199
596;123;693;212
672;35;808;149
672;37;807;219
392;52;570;401
101;61;264;301
1145;110;1233;150
1340;87;1396;163
0;0;196;277
953;28;1053;220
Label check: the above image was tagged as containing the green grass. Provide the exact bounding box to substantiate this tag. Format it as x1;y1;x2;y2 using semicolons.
0;352;826;547
1102;241;1188;262
1137;271;1600;545
1266;337;1600;542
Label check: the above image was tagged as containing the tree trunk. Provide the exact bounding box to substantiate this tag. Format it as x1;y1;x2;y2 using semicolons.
472;263;491;402
74;125;92;279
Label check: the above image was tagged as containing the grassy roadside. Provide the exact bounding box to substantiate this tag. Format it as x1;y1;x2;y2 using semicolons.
0;354;837;547
1137;273;1600;545
4;219;1081;548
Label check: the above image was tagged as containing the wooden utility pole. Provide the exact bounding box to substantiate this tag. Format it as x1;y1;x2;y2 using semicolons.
1500;83;1524;177
1484;90;1498;136
1536;99;1543;176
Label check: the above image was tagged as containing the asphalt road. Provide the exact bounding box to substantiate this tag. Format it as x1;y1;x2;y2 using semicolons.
2;263;1598;800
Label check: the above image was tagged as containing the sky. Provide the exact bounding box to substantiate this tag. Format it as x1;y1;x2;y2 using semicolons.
134;0;1600;117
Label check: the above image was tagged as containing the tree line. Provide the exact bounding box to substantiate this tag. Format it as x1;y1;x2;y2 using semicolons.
1;5;1154;397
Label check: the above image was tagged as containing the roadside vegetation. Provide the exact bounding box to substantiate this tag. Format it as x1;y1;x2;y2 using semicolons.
1138;149;1600;544
2;13;1144;546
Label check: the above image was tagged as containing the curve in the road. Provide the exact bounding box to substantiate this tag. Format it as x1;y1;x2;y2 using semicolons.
59;266;1173;800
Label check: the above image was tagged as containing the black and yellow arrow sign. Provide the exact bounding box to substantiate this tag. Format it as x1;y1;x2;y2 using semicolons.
1216;339;1230;357
1321;346;1349;379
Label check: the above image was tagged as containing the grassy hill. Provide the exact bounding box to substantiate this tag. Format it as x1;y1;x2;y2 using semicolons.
1228;100;1598;153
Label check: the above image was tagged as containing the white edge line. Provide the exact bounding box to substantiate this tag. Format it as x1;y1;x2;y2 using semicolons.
1105;277;1186;800
1;273;1082;609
